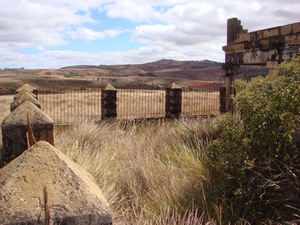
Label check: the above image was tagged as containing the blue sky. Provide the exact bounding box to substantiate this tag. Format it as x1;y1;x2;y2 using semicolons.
0;0;299;69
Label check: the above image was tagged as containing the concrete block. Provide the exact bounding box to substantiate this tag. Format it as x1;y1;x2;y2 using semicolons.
0;141;112;225
263;28;279;38
250;30;263;41
281;24;292;35
1;101;54;164
11;91;41;111
293;23;300;33
285;34;300;45
14;90;37;100
239;32;250;42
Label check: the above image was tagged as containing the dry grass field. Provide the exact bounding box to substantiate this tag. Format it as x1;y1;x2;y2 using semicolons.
54;119;220;224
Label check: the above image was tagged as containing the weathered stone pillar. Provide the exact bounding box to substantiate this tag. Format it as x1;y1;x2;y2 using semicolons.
1;101;54;166
225;70;233;112
11;91;41;111
227;18;247;45
220;86;226;113
16;83;38;99
101;83;117;120
165;83;182;119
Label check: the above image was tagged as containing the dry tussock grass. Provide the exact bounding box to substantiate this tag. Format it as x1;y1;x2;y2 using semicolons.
54;118;220;224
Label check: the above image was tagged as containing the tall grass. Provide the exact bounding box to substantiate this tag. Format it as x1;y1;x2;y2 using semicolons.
54;118;220;224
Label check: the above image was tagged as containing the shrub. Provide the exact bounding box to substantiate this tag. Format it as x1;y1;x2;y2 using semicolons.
206;55;300;223
233;56;300;158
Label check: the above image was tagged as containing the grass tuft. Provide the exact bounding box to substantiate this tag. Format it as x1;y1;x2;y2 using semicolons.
54;118;218;224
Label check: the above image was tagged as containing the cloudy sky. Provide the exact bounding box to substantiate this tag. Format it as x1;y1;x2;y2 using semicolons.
0;0;299;69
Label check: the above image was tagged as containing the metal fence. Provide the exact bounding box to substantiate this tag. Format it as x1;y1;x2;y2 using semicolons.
39;89;102;124
39;82;223;124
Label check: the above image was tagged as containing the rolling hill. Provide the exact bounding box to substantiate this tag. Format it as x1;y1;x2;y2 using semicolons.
0;59;224;91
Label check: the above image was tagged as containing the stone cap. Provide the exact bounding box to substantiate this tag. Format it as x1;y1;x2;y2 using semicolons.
14;90;37;100
11;91;41;111
167;83;181;89
2;100;53;126
0;141;112;224
16;83;37;92
104;83;117;91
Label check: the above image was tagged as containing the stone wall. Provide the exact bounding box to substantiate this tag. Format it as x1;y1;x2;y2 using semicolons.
222;18;300;112
223;18;300;66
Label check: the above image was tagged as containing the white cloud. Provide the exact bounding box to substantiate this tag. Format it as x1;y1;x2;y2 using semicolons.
0;0;299;69
132;24;217;47
102;0;158;22
68;27;127;40
0;0;93;47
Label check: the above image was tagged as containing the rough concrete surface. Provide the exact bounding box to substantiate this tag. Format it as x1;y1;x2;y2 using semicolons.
11;91;41;111
14;90;37;100
1;101;54;163
0;141;112;225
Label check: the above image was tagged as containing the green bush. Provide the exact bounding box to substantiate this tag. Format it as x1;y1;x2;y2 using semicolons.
206;55;300;223
234;55;300;158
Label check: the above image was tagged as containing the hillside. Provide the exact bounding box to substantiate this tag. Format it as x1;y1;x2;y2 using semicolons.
61;59;223;80
0;59;224;91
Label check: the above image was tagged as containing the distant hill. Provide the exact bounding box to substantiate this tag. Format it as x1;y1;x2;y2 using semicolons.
61;59;224;81
0;59;224;90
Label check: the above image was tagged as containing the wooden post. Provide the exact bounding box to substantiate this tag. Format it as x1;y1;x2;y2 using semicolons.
101;84;117;120
165;83;182;119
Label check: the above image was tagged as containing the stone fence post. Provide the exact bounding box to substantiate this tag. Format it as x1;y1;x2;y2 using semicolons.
1;101;54;166
101;83;117;120
11;90;41;112
220;86;226;114
14;90;37;100
16;83;38;99
165;83;182;119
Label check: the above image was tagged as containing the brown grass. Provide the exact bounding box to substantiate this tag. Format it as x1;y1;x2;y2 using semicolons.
54;118;220;224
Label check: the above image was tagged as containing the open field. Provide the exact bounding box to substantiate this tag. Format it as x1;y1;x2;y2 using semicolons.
0;59;224;92
0;59;223;124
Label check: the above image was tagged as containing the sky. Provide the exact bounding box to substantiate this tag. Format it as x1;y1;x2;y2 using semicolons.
0;0;299;69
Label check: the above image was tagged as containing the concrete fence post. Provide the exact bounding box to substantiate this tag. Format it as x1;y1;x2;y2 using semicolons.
11;91;41;112
1;101;54;166
16;83;38;99
14;90;37;100
101;83;117;120
165;83;182;119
